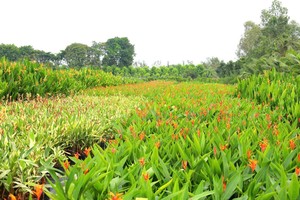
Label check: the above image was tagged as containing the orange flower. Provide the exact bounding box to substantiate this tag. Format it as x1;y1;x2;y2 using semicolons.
296;167;300;176
155;141;160;149
111;148;116;154
34;184;44;200
139;157;145;166
63;160;70;170
8;194;16;200
182;160;188;170
220;144;228;151
143;172;150;181
84;169;89;175
74;152;80;159
226;122;230;129
84;147;91;157
248;159;258;172
109;192;123;200
213;146;217;156
247;150;252;160
289;140;296;150
222;176;226;191
172;122;178;129
298;153;300;162
139;132;145;141
259;139;268;152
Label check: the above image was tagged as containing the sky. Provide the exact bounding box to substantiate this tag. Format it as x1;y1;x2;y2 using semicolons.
1;0;300;66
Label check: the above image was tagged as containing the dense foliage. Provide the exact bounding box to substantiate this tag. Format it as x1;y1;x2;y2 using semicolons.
2;81;299;199
0;94;144;199
236;68;300;126
0;59;137;100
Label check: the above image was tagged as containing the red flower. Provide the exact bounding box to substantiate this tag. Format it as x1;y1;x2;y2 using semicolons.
74;152;80;159
222;176;226;191
259;139;268;152
139;157;145;166
109;192;123;200
63;160;70;170
248;159;258;172
247;150;252;160
143;173;150;181
84;147;91;157
296;167;300;176
182;160;188;170
34;184;44;200
289;139;296;150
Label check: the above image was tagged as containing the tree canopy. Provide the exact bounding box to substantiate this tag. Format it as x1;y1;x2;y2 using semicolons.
102;37;135;67
237;0;300;59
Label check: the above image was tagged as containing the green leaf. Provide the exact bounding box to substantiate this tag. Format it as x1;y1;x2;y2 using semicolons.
222;173;241;200
256;192;277;200
288;173;299;200
189;191;215;200
155;179;173;195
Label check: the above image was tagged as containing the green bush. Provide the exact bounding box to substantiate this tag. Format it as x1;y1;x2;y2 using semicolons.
0;59;138;100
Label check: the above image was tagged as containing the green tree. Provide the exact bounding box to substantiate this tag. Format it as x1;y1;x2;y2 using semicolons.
237;21;262;58
0;44;20;61
64;43;90;67
201;57;221;78
19;45;36;60
87;41;105;67
35;50;56;64
237;0;300;59
102;37;135;67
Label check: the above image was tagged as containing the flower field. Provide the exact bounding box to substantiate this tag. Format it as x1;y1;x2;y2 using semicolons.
1;78;300;199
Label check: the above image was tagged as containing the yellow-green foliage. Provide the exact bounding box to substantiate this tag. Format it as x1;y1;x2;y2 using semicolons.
0;58;137;100
237;68;300;122
0;94;144;197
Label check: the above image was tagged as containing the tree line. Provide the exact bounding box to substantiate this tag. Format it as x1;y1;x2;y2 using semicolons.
0;37;135;68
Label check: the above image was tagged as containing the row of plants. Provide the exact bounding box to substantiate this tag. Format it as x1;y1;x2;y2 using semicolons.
0;58;138;101
0;94;144;199
236;68;300;126
41;81;299;199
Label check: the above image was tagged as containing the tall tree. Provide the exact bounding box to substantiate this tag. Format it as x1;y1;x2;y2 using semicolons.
237;21;262;58
237;0;300;59
64;43;90;67
0;44;20;61
19;45;36;60
87;41;105;67
102;37;135;67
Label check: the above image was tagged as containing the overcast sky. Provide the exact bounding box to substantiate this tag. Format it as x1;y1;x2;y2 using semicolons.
1;0;300;65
